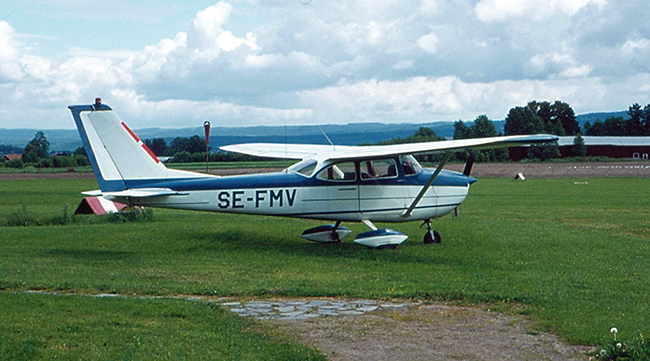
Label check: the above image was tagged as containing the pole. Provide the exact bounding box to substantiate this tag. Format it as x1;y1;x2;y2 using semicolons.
203;121;211;173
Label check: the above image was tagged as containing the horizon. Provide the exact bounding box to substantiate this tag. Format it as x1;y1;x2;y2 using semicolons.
0;110;632;152
0;109;629;132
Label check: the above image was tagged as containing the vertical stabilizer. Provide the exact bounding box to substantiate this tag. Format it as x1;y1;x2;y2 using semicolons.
69;99;205;192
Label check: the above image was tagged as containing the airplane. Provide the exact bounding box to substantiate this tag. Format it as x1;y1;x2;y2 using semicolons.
69;99;558;249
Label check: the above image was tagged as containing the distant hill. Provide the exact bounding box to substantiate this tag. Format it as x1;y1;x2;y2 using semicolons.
0;122;461;152
0;129;86;153
576;111;629;125
0;111;630;152
205;122;460;148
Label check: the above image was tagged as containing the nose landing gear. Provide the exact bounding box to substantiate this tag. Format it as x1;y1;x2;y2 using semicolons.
421;219;441;244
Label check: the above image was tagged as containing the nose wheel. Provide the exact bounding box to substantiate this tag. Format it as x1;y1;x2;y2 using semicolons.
421;219;441;244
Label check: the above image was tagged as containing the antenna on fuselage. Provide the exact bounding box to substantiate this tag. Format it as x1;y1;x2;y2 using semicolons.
318;126;335;149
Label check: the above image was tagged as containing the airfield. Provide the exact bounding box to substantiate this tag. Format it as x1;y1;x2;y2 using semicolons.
205;160;650;178
2;161;650;360
4;160;648;179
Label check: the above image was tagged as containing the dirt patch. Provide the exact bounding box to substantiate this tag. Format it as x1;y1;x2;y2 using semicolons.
270;304;591;361
266;305;592;361
446;161;650;178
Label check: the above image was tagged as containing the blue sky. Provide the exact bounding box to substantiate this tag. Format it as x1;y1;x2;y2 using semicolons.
1;0;649;129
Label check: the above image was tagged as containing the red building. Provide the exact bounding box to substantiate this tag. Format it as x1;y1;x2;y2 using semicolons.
509;136;650;160
2;154;22;161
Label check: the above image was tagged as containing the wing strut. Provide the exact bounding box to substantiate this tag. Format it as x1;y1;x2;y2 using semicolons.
402;151;454;218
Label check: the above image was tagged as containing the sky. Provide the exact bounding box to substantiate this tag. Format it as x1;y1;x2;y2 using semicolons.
1;0;649;129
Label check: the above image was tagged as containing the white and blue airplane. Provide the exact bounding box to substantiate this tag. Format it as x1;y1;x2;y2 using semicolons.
70;99;557;249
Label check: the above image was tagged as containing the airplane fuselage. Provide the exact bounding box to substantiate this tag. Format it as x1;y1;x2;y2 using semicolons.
110;167;474;223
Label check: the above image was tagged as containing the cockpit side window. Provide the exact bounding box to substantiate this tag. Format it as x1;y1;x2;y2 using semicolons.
315;161;357;182
400;155;423;176
360;158;398;180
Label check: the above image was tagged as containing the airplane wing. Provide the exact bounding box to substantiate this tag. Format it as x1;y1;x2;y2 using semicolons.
219;143;352;160
220;134;559;161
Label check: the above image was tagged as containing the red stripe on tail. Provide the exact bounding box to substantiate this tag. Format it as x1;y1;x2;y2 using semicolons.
142;143;161;163
121;122;140;143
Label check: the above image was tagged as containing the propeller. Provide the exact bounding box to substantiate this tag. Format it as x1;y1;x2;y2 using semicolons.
454;150;477;220
462;150;477;176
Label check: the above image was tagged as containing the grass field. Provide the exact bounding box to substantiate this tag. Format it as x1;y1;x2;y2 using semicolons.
1;176;649;358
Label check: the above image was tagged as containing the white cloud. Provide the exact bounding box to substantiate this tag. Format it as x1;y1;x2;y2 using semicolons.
297;75;612;124
527;50;593;79
0;21;19;61
474;0;606;23
417;33;439;54
188;2;258;54
474;0;528;23
0;21;24;81
622;38;650;55
559;64;593;78
108;88;311;128
0;0;649;131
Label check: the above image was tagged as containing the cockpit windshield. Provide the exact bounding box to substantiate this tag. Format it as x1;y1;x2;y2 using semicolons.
286;159;318;177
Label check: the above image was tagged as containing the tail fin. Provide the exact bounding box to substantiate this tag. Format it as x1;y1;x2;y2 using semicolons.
69;99;203;192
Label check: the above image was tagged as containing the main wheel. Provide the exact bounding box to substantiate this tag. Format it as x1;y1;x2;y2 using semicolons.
423;230;441;244
377;244;398;250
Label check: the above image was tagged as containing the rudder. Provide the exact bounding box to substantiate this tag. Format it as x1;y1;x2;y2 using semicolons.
69;99;169;192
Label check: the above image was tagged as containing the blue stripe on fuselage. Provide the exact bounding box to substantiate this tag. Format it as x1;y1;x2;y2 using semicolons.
401;169;477;187
121;168;476;191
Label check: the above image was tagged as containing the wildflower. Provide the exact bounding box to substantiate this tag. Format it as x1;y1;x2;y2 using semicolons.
616;343;622;349
600;349;608;357
611;327;618;334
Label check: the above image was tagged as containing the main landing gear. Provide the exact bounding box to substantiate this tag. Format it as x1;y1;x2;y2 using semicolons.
421;219;441;244
303;219;440;248
301;221;352;243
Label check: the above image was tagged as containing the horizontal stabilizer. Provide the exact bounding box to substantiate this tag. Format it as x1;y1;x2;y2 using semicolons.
103;188;189;198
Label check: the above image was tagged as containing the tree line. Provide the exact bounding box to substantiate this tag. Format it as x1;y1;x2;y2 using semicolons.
0;131;89;169
0;132;257;169
2;100;649;168
379;100;589;161
143;135;258;163
583;103;650;136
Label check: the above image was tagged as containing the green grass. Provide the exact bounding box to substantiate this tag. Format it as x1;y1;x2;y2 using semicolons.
0;165;94;174
0;292;324;360
1;177;650;354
